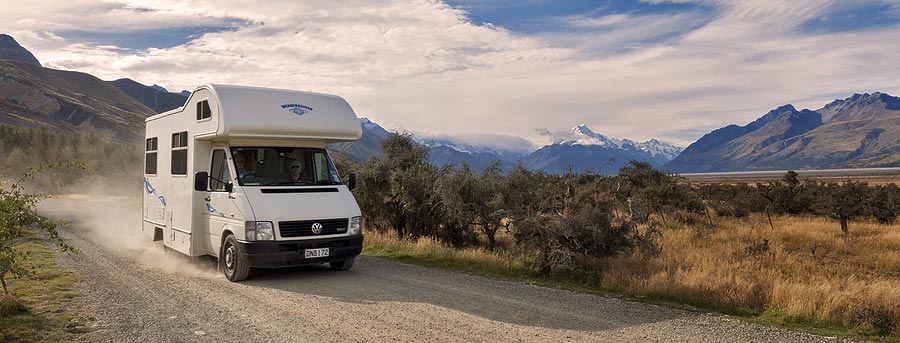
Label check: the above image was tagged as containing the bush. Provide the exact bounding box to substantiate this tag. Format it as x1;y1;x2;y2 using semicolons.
0;163;81;294
0;294;27;316
514;178;635;273
846;302;898;336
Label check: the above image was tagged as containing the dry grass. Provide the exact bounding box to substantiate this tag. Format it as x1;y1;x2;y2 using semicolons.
603;213;900;336
363;230;531;277
364;214;900;338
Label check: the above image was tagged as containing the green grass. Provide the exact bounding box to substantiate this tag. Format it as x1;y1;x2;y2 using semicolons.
0;234;95;343
361;230;895;342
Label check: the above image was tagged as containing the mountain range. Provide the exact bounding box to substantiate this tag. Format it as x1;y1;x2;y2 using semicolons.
4;33;900;174
0;34;188;141
665;93;900;172
333;120;684;174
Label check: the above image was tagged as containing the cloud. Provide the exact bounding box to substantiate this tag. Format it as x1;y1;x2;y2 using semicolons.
5;0;900;148
416;132;538;153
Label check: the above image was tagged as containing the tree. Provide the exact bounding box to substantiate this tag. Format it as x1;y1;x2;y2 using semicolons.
435;162;478;247
472;162;508;250
0;163;83;294
351;133;443;239
757;171;811;229
866;184;900;224
616;160;694;225
816;180;868;234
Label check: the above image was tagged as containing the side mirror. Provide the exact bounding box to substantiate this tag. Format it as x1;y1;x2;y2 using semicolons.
194;172;209;191
347;172;357;191
225;182;234;193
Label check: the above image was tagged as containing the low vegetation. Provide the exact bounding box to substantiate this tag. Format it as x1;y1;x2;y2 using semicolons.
1;163;91;342
342;133;900;339
0;234;94;342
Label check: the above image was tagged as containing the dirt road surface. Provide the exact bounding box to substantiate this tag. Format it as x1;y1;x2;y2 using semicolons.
41;197;841;342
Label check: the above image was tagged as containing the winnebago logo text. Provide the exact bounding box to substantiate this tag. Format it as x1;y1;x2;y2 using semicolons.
281;103;314;115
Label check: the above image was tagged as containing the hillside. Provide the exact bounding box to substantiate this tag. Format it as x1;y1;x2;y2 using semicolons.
0;34;40;66
665;92;900;172
0;60;154;142
108;78;187;114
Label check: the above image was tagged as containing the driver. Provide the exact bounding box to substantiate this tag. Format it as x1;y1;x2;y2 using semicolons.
233;151;256;178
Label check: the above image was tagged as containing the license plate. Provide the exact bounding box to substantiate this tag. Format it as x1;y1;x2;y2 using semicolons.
304;248;329;258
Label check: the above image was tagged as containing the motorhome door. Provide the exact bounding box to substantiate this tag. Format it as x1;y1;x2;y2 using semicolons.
203;146;233;256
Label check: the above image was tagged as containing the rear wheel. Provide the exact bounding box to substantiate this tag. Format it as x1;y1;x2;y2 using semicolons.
330;257;355;271
221;235;250;281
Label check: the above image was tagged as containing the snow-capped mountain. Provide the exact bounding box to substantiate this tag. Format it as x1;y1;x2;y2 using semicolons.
562;124;684;161
360;117;391;139
564;124;624;147
328;119;683;175
422;138;527;171
327;118;391;161
522;124;683;174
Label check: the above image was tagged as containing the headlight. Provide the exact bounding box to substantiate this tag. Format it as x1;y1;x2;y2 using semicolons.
245;221;275;241
349;216;363;235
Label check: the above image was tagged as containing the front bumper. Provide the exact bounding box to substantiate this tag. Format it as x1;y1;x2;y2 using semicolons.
236;235;363;268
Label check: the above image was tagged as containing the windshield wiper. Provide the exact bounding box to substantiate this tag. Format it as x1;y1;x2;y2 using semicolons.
315;181;342;185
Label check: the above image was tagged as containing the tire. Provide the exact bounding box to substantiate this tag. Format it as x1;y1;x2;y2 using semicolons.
221;235;250;281
330;257;355;271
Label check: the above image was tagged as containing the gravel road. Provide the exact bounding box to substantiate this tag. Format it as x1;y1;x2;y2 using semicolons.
41;197;841;342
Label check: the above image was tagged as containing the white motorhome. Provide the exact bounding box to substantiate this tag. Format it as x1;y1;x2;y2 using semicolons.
142;84;363;281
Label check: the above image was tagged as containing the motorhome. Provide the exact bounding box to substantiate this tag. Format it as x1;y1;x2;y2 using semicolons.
142;84;363;281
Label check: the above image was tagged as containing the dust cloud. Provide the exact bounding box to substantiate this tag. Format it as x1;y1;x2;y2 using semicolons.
38;192;220;279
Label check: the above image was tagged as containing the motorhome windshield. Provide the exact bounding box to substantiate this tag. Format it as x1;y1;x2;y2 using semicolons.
231;147;342;186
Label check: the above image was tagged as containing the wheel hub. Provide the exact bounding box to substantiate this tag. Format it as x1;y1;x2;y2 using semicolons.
225;246;235;271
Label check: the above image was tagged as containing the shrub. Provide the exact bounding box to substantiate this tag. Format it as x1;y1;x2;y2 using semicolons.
514;178;635;273
0;294;27;316
1;163;82;294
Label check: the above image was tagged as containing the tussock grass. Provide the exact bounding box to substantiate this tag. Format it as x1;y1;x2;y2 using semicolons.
364;213;900;339
602;213;900;336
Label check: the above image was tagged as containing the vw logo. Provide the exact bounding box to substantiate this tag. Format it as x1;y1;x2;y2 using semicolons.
311;222;323;234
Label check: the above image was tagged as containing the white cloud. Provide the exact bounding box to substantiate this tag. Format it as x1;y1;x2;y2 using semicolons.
4;0;900;147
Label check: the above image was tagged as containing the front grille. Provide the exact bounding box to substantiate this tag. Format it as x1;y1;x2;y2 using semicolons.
279;218;348;237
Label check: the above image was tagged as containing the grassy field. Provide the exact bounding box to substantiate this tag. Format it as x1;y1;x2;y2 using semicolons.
0;234;95;342
363;213;900;340
682;168;900;185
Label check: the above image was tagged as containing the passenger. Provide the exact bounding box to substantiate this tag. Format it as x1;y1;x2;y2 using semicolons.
287;160;312;183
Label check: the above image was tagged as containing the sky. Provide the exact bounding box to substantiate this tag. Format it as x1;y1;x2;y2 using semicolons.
5;0;900;151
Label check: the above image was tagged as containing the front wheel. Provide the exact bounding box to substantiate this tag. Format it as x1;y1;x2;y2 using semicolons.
330;257;355;271
221;235;250;281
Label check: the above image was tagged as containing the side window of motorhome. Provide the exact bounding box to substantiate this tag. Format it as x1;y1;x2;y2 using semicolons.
171;131;188;175
209;149;231;191
196;100;212;121
145;137;158;175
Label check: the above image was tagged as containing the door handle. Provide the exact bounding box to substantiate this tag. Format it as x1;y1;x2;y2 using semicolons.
204;196;211;202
